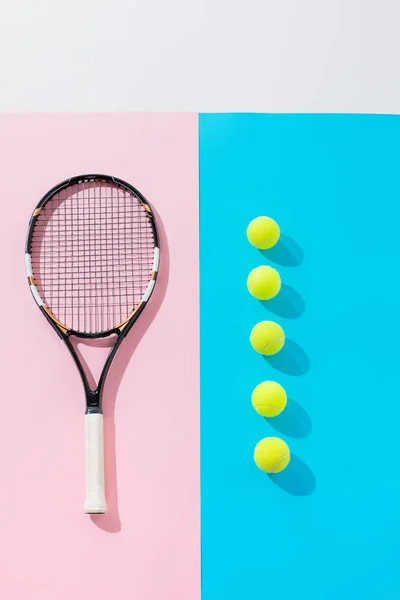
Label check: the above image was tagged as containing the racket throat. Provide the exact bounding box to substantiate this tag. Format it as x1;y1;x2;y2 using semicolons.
85;387;103;414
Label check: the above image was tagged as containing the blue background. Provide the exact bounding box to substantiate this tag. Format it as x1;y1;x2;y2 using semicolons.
199;114;400;599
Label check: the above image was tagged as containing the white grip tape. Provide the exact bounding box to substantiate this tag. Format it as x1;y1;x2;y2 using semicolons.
84;414;107;514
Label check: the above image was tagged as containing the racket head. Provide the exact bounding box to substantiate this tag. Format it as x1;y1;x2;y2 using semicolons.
26;174;159;338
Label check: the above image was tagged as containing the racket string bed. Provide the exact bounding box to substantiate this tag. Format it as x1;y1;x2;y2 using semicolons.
29;180;155;334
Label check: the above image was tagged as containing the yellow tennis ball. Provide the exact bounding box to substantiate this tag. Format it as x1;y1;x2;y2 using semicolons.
246;216;280;250
254;437;290;473
247;265;281;300
250;321;285;356
251;381;287;417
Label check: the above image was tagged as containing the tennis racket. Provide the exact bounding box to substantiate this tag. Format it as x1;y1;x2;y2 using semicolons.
25;174;159;514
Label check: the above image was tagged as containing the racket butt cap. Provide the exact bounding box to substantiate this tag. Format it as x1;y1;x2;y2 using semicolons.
84;505;107;515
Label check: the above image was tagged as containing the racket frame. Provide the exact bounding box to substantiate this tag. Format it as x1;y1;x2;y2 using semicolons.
25;174;159;513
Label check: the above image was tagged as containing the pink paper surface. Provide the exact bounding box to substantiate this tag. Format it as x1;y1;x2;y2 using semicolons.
0;114;199;599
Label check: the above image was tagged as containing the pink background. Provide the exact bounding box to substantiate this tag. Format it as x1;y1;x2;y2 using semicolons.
0;114;199;599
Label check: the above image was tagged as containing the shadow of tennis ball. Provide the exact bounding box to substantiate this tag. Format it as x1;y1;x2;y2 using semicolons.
266;399;312;439
264;338;310;376
261;233;304;267
262;284;305;319
269;454;316;496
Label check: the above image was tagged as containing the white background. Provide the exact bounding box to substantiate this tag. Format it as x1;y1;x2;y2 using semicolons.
0;0;398;112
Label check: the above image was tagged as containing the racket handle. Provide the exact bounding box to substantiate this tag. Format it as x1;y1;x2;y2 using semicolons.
84;413;107;514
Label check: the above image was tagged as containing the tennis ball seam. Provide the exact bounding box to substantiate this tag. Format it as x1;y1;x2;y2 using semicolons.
261;338;284;353
248;268;282;299
259;236;279;246
254;404;280;409
248;268;260;292
271;453;290;473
